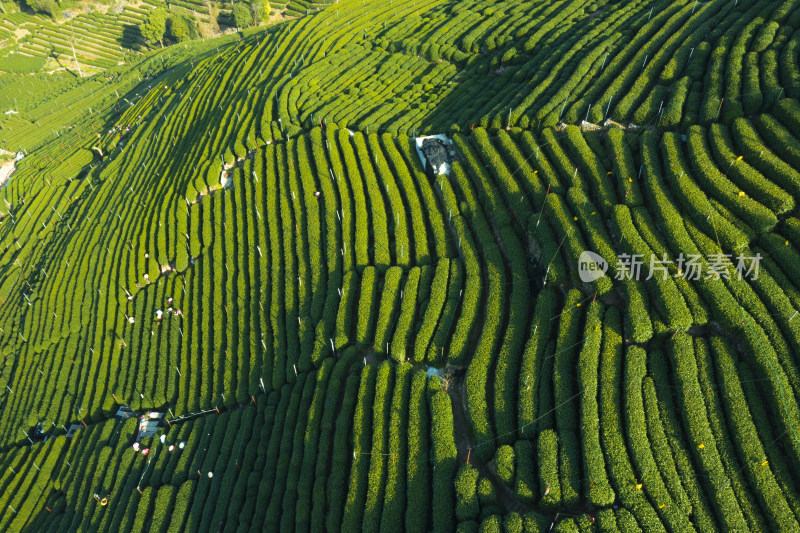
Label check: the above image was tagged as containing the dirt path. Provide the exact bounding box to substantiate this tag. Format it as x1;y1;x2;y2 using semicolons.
447;370;530;514
447;371;610;526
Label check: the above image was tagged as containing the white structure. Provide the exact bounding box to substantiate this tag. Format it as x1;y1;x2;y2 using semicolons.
414;134;454;177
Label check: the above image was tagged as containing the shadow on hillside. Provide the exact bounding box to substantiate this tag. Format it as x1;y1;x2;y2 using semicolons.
120;23;143;49
414;57;516;135
16;36;247;300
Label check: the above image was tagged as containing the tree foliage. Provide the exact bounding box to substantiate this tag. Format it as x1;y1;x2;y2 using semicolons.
170;13;198;43
25;0;59;16
233;2;254;29
139;7;168;47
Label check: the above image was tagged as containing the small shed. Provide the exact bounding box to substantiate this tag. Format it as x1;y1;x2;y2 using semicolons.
414;135;455;179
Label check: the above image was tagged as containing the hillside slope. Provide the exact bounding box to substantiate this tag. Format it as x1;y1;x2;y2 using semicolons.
1;0;800;530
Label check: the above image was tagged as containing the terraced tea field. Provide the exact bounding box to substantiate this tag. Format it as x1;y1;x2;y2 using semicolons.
1;0;800;530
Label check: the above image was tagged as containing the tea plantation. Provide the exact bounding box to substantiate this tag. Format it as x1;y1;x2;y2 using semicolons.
1;0;800;530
